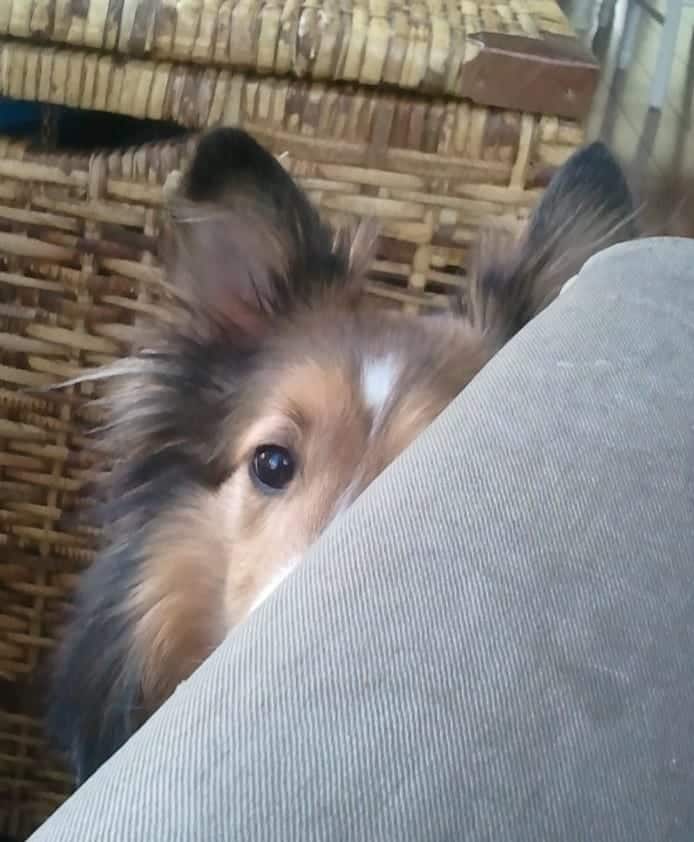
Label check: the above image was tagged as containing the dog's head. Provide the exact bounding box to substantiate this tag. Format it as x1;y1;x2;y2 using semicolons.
48;129;635;782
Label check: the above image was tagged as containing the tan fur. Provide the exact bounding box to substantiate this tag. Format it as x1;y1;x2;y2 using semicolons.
131;494;228;707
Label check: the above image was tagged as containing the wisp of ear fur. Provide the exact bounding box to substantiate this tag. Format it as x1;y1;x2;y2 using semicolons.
46;132;638;787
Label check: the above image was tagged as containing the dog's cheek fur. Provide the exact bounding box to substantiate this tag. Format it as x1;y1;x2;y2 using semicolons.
47;335;256;783
104;337;249;483
130;492;229;708
46;464;212;784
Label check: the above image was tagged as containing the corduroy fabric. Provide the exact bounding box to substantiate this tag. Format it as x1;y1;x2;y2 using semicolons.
30;237;694;842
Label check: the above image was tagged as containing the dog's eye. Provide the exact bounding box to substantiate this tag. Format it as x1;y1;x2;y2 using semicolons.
251;445;295;492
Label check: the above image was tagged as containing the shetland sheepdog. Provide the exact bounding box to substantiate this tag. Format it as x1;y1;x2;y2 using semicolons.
47;128;637;783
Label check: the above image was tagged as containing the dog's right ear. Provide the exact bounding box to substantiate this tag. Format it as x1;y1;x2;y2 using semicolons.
460;141;637;347
162;128;374;343
519;140;638;307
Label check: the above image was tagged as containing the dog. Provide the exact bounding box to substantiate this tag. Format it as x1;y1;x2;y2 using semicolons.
47;128;636;784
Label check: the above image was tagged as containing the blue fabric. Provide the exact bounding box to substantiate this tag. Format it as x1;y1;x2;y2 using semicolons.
0;98;41;132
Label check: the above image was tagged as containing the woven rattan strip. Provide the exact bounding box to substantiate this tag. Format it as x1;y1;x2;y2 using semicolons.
0;0;574;97
0;40;584;156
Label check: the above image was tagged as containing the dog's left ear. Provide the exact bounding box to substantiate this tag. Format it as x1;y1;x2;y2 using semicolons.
461;141;636;347
162;128;375;341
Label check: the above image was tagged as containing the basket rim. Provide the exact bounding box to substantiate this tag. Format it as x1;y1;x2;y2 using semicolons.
0;0;596;119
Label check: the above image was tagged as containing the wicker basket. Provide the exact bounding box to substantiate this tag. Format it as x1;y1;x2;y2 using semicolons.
0;0;597;836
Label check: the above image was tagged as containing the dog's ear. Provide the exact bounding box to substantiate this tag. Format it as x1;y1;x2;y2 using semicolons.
460;141;636;347
162;128;374;342
519;140;637;310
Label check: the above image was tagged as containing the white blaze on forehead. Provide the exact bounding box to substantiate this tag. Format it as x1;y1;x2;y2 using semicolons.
361;353;401;420
248;556;300;615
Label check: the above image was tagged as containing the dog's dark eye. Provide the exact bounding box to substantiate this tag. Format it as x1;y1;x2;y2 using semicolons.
251;445;295;492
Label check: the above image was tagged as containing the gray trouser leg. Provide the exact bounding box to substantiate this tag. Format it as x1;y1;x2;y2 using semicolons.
31;238;694;842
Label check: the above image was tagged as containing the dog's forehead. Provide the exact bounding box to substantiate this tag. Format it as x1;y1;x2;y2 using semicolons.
260;311;475;429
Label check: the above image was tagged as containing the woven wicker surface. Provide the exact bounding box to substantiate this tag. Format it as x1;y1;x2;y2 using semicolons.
0;40;583;156
0;0;575;97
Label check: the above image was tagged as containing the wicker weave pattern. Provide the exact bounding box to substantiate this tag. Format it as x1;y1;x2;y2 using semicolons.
0;711;70;838
0;137;186;838
0;0;573;95
0;41;582;160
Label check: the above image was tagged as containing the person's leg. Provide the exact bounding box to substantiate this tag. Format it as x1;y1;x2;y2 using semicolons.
30;238;694;842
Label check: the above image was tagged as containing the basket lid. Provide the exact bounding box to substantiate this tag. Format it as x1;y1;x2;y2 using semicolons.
0;0;598;120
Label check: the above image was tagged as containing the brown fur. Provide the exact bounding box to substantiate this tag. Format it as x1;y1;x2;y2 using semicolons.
130;495;228;706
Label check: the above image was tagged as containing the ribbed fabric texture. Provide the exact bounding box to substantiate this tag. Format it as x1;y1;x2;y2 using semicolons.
31;237;694;842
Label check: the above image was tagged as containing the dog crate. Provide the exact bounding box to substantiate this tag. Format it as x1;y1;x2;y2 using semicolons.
0;0;598;836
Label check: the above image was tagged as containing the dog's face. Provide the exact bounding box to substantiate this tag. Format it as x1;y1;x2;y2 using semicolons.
49;129;636;783
131;309;488;705
205;311;483;621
